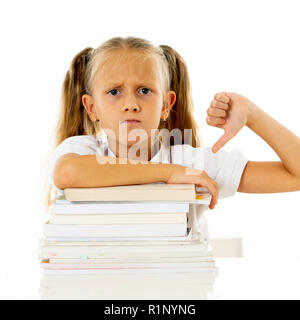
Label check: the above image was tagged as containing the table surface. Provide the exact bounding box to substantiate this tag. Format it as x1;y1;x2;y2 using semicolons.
1;256;300;299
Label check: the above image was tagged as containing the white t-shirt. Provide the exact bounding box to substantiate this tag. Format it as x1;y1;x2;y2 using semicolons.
48;133;248;243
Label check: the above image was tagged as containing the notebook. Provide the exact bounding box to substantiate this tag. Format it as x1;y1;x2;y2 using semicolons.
41;261;215;269
40;229;197;245
49;212;187;224
41;266;218;275
52;201;190;214
43;221;188;238
64;183;210;202
47;256;215;264
39;242;212;260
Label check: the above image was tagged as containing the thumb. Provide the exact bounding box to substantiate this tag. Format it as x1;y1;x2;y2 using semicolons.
212;131;234;153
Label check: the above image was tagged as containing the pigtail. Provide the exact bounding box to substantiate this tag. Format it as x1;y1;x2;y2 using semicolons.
54;47;95;146
43;47;95;213
159;45;201;148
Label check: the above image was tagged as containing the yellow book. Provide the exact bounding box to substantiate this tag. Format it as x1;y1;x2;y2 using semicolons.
64;183;207;202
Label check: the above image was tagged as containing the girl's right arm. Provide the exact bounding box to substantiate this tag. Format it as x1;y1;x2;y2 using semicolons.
53;154;219;209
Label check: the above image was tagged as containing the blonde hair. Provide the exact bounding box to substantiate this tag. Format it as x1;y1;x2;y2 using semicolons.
43;36;202;212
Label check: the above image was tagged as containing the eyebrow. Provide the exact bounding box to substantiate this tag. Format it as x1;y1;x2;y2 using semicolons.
104;82;156;89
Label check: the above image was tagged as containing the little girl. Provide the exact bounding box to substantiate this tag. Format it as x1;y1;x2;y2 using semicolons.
45;36;300;243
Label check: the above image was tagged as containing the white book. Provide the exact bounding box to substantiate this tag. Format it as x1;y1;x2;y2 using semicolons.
48;256;215;264
40;274;216;299
41;261;215;269
40;272;217;283
41;253;212;260
40;251;211;259
45;235;192;242
40;232;197;246
43;221;187;238
49;212;187;224
40;242;211;254
39;242;212;260
43;227;194;242
52;201;190;214
42;267;218;275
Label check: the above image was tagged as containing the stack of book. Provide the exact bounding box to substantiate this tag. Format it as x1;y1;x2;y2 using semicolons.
39;183;217;275
40;272;217;299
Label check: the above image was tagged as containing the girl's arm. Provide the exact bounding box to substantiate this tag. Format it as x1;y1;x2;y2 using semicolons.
206;92;300;193
238;104;300;193
53;154;177;189
53;153;220;209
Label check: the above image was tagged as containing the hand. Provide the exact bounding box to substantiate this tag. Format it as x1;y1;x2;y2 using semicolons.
206;92;254;153
166;166;219;210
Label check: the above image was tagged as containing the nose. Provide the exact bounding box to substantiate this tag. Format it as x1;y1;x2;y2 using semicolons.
121;105;140;112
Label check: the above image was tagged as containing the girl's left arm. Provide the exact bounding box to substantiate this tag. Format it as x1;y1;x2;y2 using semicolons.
206;92;300;193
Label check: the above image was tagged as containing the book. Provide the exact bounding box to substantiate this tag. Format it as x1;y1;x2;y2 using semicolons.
39;232;197;246
41;233;197;245
52;200;190;214
41;261;215;269
41;266;218;275
47;256;215;263
40;241;211;254
49;212;187;225
40;259;217;275
44;234;193;242
41;251;212;259
40;273;216;299
43;221;188;238
39;242;212;260
40;272;217;283
64;183;210;202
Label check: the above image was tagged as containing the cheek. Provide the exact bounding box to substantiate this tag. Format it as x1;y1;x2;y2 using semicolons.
145;99;163;116
143;111;162;132
97;104;118;124
152;106;163;120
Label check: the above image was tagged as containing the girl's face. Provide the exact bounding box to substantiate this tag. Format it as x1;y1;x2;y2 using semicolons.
82;49;176;157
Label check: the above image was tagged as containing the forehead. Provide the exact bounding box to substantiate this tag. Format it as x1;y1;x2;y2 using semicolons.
96;50;161;86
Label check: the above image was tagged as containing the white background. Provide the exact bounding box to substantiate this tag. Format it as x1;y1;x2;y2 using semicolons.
0;0;300;298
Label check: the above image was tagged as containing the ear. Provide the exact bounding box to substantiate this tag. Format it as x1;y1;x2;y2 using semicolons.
82;94;97;121
161;90;176;119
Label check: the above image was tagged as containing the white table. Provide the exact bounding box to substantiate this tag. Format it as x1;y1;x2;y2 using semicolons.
212;257;300;299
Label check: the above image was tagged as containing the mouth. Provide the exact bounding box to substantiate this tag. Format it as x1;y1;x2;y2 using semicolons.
121;119;141;124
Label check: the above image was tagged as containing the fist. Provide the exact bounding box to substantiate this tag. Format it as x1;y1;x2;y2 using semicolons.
206;93;231;128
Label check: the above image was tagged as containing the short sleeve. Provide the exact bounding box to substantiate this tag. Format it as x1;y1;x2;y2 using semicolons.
48;135;98;192
192;146;249;199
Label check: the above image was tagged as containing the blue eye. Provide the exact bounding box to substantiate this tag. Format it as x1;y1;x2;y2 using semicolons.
108;89;119;96
139;88;151;94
